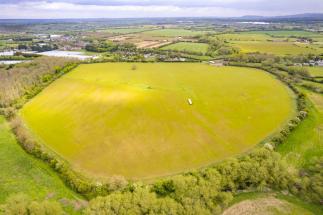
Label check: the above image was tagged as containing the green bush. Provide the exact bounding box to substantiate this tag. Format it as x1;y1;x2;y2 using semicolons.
85;148;298;214
0;194;64;215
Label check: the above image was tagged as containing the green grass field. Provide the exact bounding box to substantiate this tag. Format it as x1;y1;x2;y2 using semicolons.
246;30;322;38
215;33;273;41
278;90;323;167
231;41;322;55
0;116;79;203
160;42;209;54
20;63;295;179
143;29;212;37
306;66;323;77
101;28;151;35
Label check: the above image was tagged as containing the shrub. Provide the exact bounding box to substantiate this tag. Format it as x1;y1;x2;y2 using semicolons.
0;107;16;119
297;157;323;204
0;194;64;215
84;188;184;215
0;57;78;107
85;148;297;214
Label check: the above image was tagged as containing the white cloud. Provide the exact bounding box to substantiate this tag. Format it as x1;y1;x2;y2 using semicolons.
0;0;322;19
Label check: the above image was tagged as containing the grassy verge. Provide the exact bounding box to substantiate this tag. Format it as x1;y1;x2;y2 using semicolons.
277;91;323;167
0;116;81;204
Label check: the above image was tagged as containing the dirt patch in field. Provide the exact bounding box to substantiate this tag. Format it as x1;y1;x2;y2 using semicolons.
109;35;133;42
222;197;301;215
135;40;171;48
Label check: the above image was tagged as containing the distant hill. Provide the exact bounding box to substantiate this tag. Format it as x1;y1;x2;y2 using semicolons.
275;13;323;19
0;13;322;25
235;13;323;21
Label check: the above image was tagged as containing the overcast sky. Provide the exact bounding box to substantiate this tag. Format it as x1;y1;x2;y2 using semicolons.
0;0;322;19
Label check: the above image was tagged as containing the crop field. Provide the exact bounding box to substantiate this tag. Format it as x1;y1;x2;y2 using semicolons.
0;116;79;203
246;30;322;38
306;66;323;77
230;41;322;55
101;28;152;35
160;42;209;54
143;29;212;37
215;31;323;43
215;33;273;41
20;63;295;179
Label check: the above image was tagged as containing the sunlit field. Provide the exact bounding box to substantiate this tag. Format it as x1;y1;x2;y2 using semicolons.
20;63;295;179
215;33;273;41
306;66;323;77
143;29;213;37
101;28;151;34
247;30;322;38
231;41;322;55
161;42;209;54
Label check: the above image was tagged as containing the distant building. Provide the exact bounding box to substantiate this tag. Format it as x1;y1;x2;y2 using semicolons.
209;60;224;67
294;63;302;67
50;34;62;39
35;34;49;39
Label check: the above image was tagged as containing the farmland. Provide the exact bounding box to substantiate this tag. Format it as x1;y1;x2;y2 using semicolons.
0;116;79;203
215;31;323;43
215;33;273;41
143;29;212;37
230;41;322;55
101;28;153;35
0;14;323;214
20;63;295;179
214;30;323;56
160;42;209;54
307;66;323;77
247;30;322;38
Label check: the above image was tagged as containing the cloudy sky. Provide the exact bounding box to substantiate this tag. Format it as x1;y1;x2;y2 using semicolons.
0;0;322;19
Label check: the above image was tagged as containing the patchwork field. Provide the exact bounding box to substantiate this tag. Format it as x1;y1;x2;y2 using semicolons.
307;66;323;77
215;33;273;41
245;30;322;38
20;63;295;179
101;28;152;35
231;41;322;55
143;29;212;37
160;42;209;54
